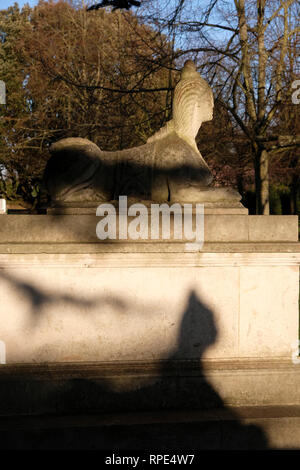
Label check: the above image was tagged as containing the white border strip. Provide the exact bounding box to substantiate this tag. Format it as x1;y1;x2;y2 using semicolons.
0;341;6;364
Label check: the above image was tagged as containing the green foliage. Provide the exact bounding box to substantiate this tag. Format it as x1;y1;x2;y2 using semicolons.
0;177;19;200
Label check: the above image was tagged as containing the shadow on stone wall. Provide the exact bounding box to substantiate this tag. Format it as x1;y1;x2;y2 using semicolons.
0;270;268;449
0;270;129;327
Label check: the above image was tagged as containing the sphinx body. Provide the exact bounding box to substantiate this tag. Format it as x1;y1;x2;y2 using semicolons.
45;132;213;204
44;61;241;208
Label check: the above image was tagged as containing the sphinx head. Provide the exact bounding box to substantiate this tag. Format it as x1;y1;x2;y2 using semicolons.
173;60;214;142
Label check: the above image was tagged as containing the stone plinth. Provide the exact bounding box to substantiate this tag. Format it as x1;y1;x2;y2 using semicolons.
0;214;298;365
0;214;298;243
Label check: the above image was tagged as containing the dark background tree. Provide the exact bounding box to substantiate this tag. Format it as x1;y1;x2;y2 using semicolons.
0;0;173;206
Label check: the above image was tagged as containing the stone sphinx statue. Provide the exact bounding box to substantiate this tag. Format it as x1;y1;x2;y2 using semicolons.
44;60;242;209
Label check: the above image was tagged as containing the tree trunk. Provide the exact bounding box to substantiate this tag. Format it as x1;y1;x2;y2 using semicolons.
255;148;270;215
290;153;299;215
291;174;299;215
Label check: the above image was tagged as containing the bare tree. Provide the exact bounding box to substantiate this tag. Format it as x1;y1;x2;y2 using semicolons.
137;0;300;213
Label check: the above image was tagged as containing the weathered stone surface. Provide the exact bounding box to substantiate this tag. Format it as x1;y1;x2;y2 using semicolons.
0;242;299;254
47;204;249;215
148;60;214;152
1;360;300;412
44;137;110;202
168;186;242;203
2;362;300;449
0;214;297;243
45;133;214;204
249;215;298;242
0;248;298;363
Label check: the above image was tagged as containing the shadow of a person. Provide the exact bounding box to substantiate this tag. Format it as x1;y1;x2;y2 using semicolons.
44;289;268;450
161;289;224;409
147;290;269;449
0;287;269;450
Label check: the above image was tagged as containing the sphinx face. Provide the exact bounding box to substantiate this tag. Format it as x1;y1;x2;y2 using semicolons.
202;95;214;122
190;95;214;138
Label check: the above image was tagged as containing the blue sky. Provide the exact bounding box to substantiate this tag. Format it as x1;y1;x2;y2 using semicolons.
1;0;38;8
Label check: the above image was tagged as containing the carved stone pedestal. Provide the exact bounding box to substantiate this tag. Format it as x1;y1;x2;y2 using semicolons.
0;214;298;364
0;213;299;424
